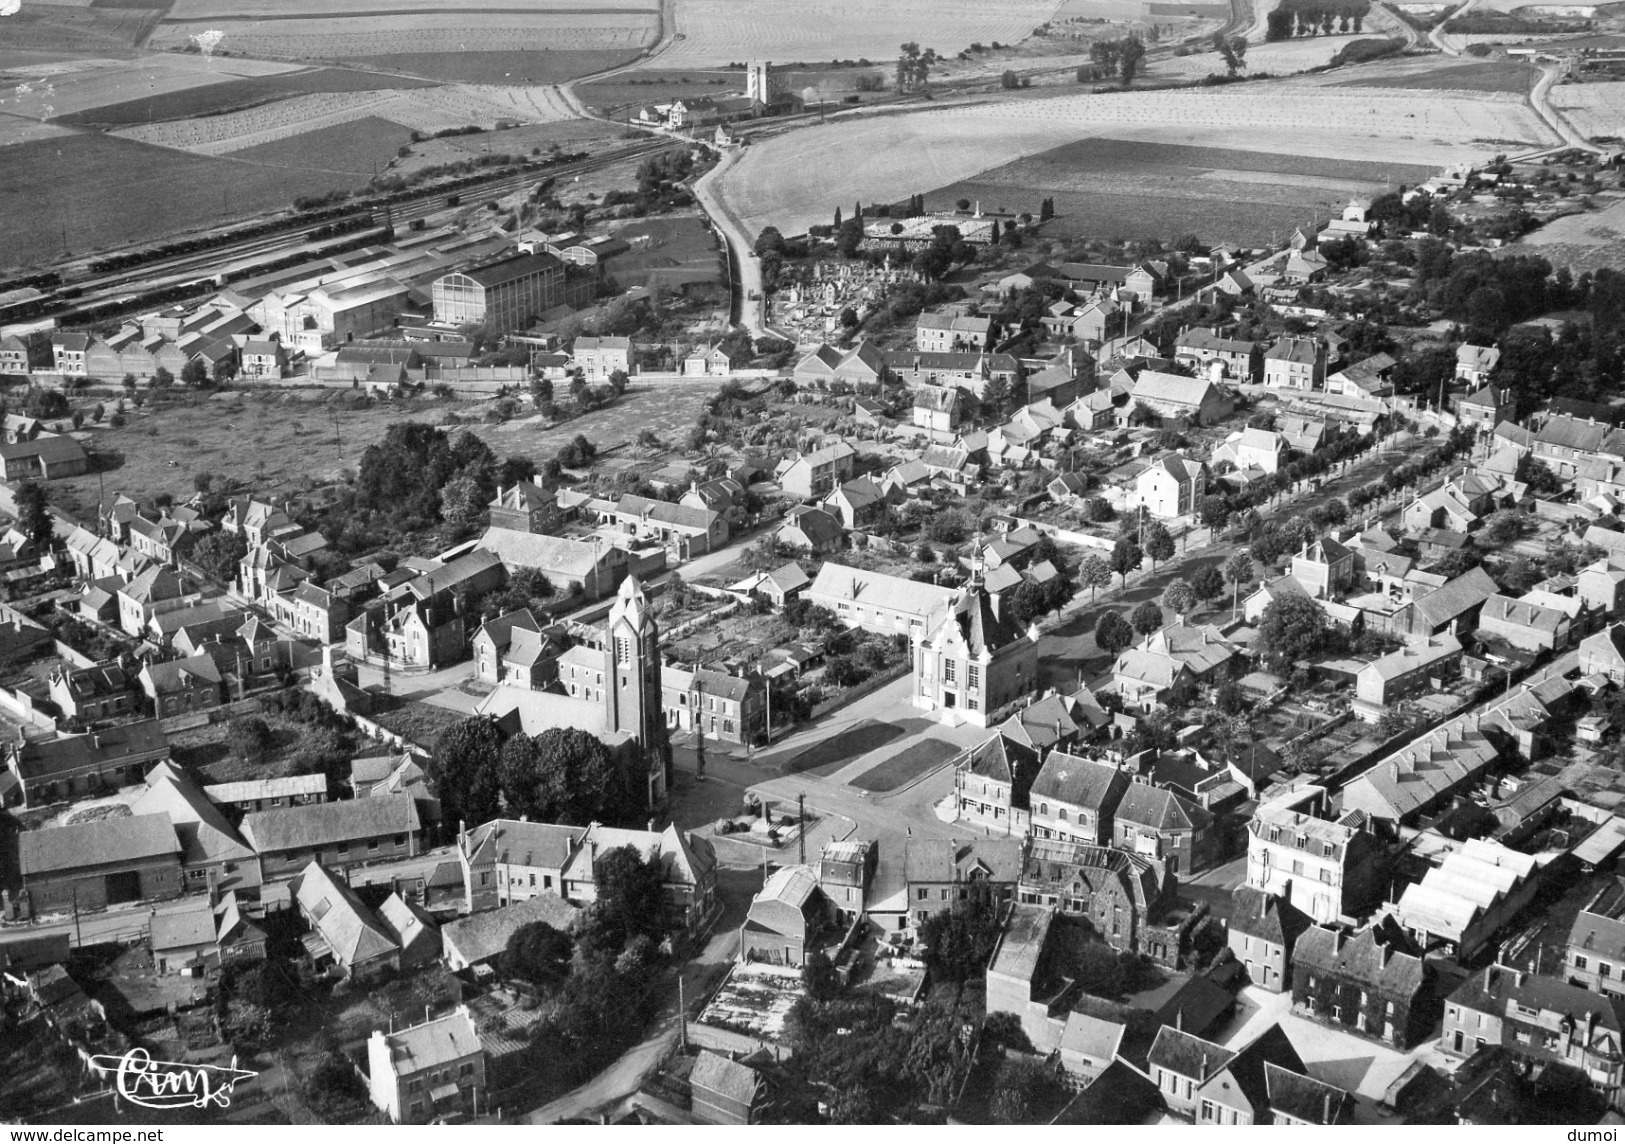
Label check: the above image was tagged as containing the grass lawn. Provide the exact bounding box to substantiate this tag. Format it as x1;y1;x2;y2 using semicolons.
609;215;724;291
777;719;919;777
848;737;959;793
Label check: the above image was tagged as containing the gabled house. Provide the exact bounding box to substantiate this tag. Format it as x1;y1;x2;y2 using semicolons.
1456;343;1501;387
295;861;398;980
952;733;1041;835
1263;337;1327;391
1229;886;1312;993
1132;452;1206;519
1294;917;1432;1047
1028;750;1128;846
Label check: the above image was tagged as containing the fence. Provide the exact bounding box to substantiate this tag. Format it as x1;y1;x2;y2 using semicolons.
52;639;98;669
351;712;430;756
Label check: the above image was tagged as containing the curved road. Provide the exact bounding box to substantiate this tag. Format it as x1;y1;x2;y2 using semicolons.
1529;58;1604;153
1429;0;1472;53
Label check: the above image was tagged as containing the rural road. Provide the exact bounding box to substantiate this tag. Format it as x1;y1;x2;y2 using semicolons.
1428;0;1472;53
1528;59;1603;153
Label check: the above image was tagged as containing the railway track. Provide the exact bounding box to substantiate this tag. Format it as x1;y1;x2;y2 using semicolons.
8;137;675;326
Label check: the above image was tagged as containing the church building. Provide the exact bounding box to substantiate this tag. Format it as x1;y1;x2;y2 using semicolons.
474;575;669;810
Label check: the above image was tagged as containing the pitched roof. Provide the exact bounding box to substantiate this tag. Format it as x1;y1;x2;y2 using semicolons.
241;793;419;854
1148;1026;1233;1081
1131;371;1219;408
691;1050;762;1106
296;862;396;969
1293;919;1425;999
1228;885;1311;947
807;562;958;622
378;1007;481;1076
19;813;179;876
1030;750;1128;812
440;893;581;966
1116;782;1208;833
130;765;254;867
1410;566;1499;629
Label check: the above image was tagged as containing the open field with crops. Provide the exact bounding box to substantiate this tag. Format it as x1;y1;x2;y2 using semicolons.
52;65;434;126
0;117;82;148
645;0;1064;67
0;5;162;53
1550;80;1625;139
1148;34;1370;78
714;82;1549;238
1338;58;1536;90
226;115;415;174
147;11;658;58
928;137;1433;244
167;0;655;14
112;82;578;154
0;134;371;272
1;53;302;122
358;48;642;83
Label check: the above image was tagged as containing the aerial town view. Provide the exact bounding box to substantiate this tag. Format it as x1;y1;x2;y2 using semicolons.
6;0;1625;1131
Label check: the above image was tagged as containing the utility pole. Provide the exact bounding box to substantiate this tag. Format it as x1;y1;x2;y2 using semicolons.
798;792;806;865
678;977;688;1049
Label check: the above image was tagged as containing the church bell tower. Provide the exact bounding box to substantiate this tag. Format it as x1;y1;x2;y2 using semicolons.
604;574;666;805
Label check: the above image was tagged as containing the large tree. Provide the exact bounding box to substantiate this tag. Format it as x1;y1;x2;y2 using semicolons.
1143;520;1175;569
1110;535;1142;586
1078;553;1113;601
429;715;506;828
919;902;1001;984
1131;600;1165;637
1163;578;1195;616
1257;593;1329;669
14;480;52;553
1096;610;1137;656
499;920;573;986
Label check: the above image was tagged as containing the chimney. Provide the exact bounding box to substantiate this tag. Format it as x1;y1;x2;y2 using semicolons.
1323;1091;1333;1124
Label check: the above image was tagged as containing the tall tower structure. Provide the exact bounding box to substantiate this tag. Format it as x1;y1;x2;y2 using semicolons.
745;61;778;106
603;574;666;806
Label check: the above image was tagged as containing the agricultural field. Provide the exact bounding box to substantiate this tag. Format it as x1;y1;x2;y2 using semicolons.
357;48;642;84
1550;79;1625;140
112;83;578;155
1148;33;1370;79
0;118;81;148
166;0;655;14
0;53;303;124
1337;57;1536;90
0;134;376;271
645;0;1064;67
714;81;1550;238
605;214;723;290
227;115;415;175
147;11;659;60
0;5;163;53
927;136;1435;243
51;65;435;127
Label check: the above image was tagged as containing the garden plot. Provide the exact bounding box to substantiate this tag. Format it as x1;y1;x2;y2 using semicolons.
715;83;1549;237
147;11;658;56
0;53;302;122
1549;80;1625;139
113;83;579;155
648;0;1064;67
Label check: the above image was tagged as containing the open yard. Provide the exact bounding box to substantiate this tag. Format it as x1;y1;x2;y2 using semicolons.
0;133;378;271
42;382;720;515
644;0;1065;67
608;214;724;291
927;136;1436;244
714;81;1550;238
1515;192;1625;272
849;737;958;792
